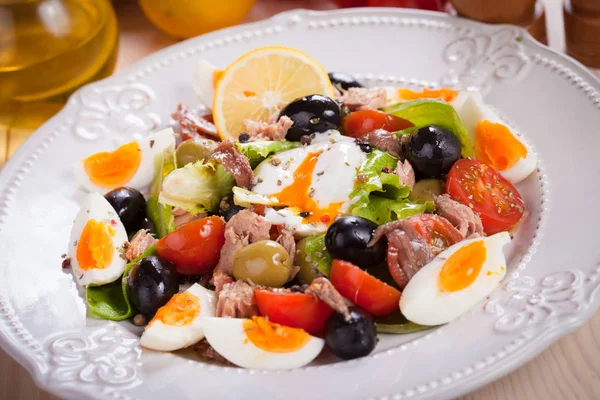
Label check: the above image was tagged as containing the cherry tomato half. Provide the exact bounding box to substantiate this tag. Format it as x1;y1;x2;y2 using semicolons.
446;158;525;235
342;109;413;138
254;290;334;335
330;259;401;317
156;216;225;276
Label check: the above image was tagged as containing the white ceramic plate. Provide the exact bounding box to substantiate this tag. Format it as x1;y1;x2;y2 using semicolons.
2;7;600;400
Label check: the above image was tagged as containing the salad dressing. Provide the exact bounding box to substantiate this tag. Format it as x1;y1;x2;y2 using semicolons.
0;0;118;135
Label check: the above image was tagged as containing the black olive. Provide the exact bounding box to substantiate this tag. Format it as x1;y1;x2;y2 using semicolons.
279;95;341;142
238;132;250;143
404;125;461;178
137;217;157;235
328;72;364;90
357;142;372;154
127;256;180;318
219;194;243;222
104;187;147;233
325;309;377;360
325;216;386;268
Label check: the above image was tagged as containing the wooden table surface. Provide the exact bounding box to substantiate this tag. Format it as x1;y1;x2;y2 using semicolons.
1;0;599;399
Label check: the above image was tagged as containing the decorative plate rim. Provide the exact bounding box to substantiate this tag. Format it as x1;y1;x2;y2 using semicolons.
1;7;599;400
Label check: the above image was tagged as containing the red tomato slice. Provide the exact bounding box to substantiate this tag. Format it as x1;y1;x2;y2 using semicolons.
342;109;413;138
330;259;401;317
254;290;333;335
156;216;225;276
446;158;525;235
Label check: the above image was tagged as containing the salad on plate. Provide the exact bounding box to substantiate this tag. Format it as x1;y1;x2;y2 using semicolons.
65;46;536;370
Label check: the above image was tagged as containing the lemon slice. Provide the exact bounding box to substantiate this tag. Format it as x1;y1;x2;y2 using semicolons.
212;46;334;141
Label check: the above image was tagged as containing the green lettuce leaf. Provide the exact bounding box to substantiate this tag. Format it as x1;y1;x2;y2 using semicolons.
86;245;156;321
349;149;431;224
237;141;300;168
147;143;176;238
374;310;440;334
355;197;430;225
300;234;333;277
384;99;473;157
159;160;235;214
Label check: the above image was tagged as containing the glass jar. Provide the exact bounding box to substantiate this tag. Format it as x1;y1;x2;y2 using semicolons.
0;0;118;138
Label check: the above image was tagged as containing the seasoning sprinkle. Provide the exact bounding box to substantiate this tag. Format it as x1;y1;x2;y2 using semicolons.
270;157;281;166
133;314;147;326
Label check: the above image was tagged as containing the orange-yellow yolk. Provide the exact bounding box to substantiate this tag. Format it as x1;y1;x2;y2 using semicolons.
474;120;527;171
76;219;116;271
439;240;487;292
150;292;201;326
243;316;311;353
83;142;142;188
272;152;344;225
397;88;458;103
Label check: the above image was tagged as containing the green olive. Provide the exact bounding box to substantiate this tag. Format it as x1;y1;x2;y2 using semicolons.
295;237;325;285
408;179;445;203
232;240;291;287
175;138;219;168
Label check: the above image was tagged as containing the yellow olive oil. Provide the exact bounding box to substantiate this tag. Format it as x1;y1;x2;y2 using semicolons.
0;0;118;145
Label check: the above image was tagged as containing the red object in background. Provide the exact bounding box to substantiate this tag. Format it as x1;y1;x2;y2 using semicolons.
333;0;448;11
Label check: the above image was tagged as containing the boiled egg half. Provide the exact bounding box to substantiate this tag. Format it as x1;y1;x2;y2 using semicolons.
455;91;537;184
249;131;366;237
141;284;216;351
68;192;128;286
400;232;511;326
203;316;324;369
74;128;175;194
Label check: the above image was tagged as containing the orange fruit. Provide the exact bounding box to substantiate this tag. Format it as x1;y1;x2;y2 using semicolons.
138;0;256;39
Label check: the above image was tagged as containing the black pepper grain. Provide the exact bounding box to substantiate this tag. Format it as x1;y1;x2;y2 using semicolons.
238;132;250;143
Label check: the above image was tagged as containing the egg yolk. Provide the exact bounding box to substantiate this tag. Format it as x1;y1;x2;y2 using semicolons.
474;121;527;171
397;88;458;103
439;240;487;292
272;152;344;225
83;142;142;188
76;219;116;271
150;292;200;327
243;316;311;353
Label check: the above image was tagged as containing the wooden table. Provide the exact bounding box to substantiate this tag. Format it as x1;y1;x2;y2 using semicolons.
1;0;599;399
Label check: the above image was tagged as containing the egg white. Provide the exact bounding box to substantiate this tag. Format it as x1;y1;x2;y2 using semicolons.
74;128;176;194
68;192;128;286
400;232;511;326
202;317;325;370
252;131;366;238
141;284;216;352
193;60;218;107
455;91;537;184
